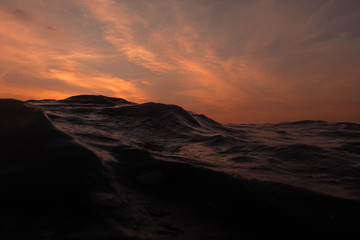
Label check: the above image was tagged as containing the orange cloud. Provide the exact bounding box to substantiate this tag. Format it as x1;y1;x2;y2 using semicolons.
82;1;249;112
1;0;360;123
0;2;145;102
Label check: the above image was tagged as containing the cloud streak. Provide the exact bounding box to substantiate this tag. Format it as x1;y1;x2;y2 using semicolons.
0;1;146;101
1;0;360;123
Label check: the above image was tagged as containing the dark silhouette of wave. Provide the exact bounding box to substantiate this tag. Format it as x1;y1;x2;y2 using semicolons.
1;96;360;239
0;99;112;202
59;94;133;104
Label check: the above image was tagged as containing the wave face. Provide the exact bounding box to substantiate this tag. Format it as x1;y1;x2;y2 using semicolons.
32;97;360;201
2;95;360;239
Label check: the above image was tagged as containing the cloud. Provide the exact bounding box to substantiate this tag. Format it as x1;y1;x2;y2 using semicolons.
81;0;248;110
1;0;360;123
0;1;146;102
11;8;33;22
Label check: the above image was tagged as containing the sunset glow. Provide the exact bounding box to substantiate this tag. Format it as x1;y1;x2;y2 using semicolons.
1;0;359;123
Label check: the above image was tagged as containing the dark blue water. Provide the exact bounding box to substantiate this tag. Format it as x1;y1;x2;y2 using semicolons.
1;95;360;239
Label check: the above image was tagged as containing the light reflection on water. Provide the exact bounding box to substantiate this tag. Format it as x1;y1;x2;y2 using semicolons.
34;102;360;200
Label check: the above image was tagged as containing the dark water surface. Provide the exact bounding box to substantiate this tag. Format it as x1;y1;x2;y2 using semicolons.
1;95;360;239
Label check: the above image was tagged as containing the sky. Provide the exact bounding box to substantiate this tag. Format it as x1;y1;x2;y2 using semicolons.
0;0;360;123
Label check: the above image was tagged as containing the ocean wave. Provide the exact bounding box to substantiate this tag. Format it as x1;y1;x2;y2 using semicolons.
0;99;112;205
2;96;360;239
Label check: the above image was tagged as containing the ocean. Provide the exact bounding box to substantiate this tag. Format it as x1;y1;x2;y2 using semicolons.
1;95;359;239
